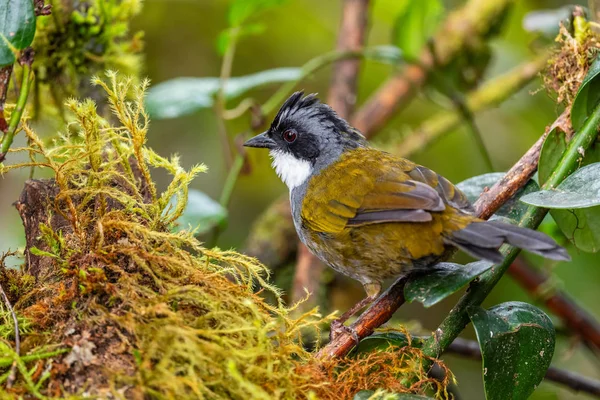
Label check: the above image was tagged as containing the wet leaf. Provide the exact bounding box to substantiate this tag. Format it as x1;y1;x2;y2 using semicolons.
520;163;600;209
0;0;36;66
572;55;600;131
392;0;443;61
457;173;540;224
171;189;227;235
146;68;301;119
354;391;433;400
468;302;555;400
405;261;494;307
534;129;600;252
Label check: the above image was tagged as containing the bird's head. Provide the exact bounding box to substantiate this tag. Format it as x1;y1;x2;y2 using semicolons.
244;91;366;189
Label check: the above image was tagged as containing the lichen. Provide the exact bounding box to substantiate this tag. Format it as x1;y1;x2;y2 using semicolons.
0;73;451;399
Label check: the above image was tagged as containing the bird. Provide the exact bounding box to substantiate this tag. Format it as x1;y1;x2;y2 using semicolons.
244;91;570;340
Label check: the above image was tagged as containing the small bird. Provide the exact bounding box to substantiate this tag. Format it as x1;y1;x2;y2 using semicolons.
244;92;570;339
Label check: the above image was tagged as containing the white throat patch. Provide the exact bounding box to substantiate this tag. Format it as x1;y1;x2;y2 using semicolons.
269;150;313;190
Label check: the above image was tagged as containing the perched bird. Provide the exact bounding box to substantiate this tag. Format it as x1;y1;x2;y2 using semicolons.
244;92;570;338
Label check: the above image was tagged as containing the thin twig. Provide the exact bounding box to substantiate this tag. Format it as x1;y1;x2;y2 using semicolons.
447;337;600;397
317;112;558;359
291;0;371;306
508;257;600;353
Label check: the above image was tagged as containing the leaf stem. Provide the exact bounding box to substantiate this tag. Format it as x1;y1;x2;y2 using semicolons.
219;153;244;207
0;63;32;161
421;99;600;359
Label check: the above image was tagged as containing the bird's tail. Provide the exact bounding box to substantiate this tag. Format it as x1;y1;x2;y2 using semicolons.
444;220;570;264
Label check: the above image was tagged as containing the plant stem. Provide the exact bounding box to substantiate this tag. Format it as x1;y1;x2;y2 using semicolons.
0;63;32;161
214;28;240;169
219;153;244;207
421;99;600;359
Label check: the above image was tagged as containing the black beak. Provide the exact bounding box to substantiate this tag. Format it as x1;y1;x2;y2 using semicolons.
243;132;277;149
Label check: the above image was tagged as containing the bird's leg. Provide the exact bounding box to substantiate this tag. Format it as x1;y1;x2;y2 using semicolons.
329;282;381;344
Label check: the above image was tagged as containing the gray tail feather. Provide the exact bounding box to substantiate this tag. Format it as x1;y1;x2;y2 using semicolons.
444;220;571;264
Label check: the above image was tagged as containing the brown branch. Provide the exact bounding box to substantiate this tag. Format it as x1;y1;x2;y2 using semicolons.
508;257;600;352
291;0;371;306
352;0;512;138
317;120;551;359
447;337;600;397
0;65;13;133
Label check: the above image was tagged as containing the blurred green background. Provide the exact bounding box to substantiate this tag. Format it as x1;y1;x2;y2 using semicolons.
1;0;599;398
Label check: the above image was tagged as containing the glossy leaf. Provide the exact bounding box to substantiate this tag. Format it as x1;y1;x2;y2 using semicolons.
170;189;227;235
392;0;443;61
456;173;540;224
353;332;423;354
535;129;600;252
468;302;555;400
405;261;494;307
520;163;600;209
354;391;432;400
0;0;36;66
572;55;600;131
522;6;574;38
146;67;301;119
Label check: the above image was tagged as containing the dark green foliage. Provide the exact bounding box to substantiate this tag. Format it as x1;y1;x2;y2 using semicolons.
404;261;494;307
468;302;555;400
0;0;36;66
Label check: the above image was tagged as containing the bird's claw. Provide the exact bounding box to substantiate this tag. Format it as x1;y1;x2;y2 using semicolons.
330;319;360;345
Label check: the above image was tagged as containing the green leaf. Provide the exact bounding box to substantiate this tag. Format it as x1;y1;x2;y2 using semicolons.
405;261;494;307
535;129;600;252
456;173;540;224
522;6;575;39
392;0;443;61
468;302;555;400
520;163;600;209
146;67;302;119
353;332;423;354
171;189;227;235
572;55;600;131
0;0;36;66
354;391;433;400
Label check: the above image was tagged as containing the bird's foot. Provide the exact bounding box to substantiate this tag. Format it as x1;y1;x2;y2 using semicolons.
329;319;360;345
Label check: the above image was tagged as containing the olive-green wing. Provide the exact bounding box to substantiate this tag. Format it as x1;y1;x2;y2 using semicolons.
301;149;471;234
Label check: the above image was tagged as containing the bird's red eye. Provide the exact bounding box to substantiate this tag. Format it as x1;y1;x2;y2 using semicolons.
283;130;297;143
